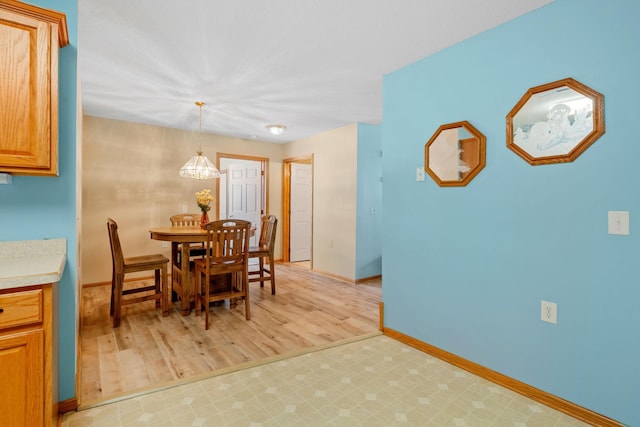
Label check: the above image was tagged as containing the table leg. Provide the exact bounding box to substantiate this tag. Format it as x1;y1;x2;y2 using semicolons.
180;242;192;315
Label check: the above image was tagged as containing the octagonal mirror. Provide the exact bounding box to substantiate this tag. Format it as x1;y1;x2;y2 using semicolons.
424;121;486;187
507;77;604;165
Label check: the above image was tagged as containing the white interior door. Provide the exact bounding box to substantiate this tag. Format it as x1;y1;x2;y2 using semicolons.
224;158;262;246
290;163;312;262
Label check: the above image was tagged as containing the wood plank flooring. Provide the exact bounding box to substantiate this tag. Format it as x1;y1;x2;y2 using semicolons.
79;262;381;403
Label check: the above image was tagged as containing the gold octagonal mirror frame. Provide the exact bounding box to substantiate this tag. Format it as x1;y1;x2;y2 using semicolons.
506;77;605;166
424;120;486;187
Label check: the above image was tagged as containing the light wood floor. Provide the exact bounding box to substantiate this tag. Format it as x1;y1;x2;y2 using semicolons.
79;262;382;404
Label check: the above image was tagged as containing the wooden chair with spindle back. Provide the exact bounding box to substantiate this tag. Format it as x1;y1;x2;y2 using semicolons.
169;213;206;304
194;219;252;329
170;213;200;227
107;218;169;328
169;213;206;261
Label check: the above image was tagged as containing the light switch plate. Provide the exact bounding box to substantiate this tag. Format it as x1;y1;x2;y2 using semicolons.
608;211;629;235
416;167;425;182
0;173;12;184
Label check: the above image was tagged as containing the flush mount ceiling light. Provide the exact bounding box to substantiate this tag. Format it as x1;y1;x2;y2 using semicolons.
266;124;287;136
179;101;220;179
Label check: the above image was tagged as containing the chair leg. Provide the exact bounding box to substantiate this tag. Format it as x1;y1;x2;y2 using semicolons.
161;264;169;317
109;267;116;316
171;265;180;302
258;257;265;288
195;270;202;317
154;269;161;308
268;254;276;295
204;272;211;330
243;269;251;320
112;273;124;328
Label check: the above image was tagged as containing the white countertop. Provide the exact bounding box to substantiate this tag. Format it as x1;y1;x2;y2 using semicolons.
0;238;66;290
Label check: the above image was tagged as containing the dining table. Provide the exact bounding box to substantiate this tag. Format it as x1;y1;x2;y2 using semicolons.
149;225;255;315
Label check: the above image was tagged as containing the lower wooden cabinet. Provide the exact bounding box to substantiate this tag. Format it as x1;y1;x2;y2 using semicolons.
0;330;44;426
0;284;57;427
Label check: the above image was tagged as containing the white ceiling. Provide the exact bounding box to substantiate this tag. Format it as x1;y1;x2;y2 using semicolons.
78;0;553;143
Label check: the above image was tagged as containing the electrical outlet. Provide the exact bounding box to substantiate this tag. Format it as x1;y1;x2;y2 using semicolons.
541;300;557;324
161;242;169;248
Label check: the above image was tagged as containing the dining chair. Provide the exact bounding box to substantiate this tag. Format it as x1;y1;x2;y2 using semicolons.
248;215;278;295
194;219;251;329
169;214;206;261
169;213;207;304
107;218;170;328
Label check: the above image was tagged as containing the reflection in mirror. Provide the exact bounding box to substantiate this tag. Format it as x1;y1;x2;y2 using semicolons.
424;121;486;187
507;78;604;165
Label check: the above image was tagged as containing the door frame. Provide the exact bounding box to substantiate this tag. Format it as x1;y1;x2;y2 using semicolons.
282;154;313;263
216;153;269;222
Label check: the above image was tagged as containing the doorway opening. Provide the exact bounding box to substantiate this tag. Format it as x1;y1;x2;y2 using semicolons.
282;155;313;267
216;153;268;247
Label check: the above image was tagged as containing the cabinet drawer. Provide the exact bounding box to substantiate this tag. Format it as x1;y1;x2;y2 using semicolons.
0;289;43;329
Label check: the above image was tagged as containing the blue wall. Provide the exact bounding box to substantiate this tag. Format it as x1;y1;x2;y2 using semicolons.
382;0;639;424
356;123;383;279
0;0;78;402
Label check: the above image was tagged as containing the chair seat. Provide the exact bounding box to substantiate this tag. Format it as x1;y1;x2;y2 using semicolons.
193;259;245;271
249;244;269;256
124;254;169;270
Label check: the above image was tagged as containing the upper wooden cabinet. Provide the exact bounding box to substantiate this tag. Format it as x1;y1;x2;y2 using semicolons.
0;1;68;176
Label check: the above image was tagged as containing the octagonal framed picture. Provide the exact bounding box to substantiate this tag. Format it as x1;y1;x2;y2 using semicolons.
506;77;605;166
424;120;486;187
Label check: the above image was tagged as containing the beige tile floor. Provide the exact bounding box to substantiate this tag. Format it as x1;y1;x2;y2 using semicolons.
62;334;590;427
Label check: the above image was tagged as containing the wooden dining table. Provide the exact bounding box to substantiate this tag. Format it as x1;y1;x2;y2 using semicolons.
149;225;255;315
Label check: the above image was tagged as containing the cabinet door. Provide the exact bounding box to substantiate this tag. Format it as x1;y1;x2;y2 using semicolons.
0;8;57;175
0;330;44;427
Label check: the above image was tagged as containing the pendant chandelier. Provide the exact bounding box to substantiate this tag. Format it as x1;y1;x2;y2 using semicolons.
179;101;220;179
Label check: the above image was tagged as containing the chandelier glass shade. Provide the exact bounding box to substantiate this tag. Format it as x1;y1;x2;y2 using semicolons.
179;102;220;179
178;150;220;179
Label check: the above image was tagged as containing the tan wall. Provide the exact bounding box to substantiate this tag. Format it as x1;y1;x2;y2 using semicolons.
82;116;284;284
284;124;358;280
